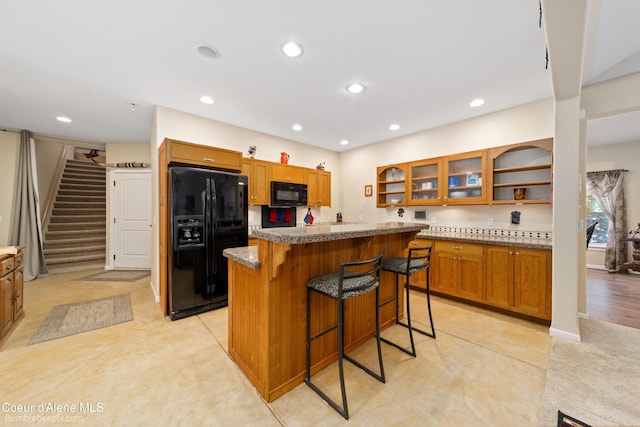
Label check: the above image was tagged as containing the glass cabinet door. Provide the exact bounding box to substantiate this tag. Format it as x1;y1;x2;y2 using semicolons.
409;160;441;205
443;152;486;204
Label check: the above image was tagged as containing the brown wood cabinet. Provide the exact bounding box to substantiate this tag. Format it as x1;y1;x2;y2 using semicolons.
442;150;487;205
415;238;551;322
270;163;306;184
307;169;331;207
164;138;243;172
1;247;25;342
487;138;553;205
485;245;551;320
405;238;433;290
377;164;408;207
431;241;484;302
377;139;553;207
242;158;270;205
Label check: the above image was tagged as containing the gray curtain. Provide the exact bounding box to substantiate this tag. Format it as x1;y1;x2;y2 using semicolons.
10;130;48;281
586;170;627;271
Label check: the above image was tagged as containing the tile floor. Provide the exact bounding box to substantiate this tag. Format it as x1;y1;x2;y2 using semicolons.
1;269;551;426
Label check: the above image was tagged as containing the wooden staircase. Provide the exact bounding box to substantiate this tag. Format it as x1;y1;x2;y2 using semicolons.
43;159;107;274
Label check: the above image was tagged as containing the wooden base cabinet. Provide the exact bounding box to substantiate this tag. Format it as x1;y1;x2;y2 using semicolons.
431;241;484;302
1;247;25;342
485;245;551;321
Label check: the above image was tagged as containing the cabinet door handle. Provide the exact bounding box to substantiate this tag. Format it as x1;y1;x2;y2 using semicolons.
452;246;462;250
515;252;520;256
6;264;13;270
509;251;513;256
203;157;215;162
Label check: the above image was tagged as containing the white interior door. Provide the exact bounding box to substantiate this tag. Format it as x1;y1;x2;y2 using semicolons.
113;170;152;269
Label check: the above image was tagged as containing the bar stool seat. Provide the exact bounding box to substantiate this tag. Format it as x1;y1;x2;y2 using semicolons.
304;254;385;420
380;245;435;357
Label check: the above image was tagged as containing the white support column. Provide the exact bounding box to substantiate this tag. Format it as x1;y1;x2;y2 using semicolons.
550;97;582;341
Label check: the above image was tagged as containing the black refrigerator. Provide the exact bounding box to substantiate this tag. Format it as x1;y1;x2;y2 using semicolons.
168;166;248;320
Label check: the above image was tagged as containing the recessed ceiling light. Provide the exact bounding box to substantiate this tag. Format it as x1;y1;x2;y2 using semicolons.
282;41;303;58
197;45;219;59
56;116;72;123
346;83;366;95
389;123;400;131
469;98;485;107
340;140;349;145
200;96;214;105
292;124;302;131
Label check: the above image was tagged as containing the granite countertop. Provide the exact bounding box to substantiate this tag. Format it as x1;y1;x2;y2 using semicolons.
417;230;552;249
223;246;260;269
249;222;428;244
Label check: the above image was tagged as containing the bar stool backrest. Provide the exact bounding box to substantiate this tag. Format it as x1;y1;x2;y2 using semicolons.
338;255;383;300
404;245;432;275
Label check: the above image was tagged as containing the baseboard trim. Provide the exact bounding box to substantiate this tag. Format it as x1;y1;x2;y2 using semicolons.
149;281;159;303
578;311;589;320
549;326;581;342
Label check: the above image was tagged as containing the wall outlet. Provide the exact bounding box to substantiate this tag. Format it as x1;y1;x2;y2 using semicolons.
356;215;363;221
430;216;436;224
487;217;494;226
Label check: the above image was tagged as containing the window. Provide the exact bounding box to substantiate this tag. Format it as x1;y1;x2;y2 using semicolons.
586;194;609;247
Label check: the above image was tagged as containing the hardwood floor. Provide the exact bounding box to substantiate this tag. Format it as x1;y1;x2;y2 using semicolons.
587;268;640;329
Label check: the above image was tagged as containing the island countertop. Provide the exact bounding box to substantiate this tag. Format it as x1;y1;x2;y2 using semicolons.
249;222;428;244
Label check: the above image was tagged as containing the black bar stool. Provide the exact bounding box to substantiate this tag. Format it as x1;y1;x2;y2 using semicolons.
379;245;435;357
304;254;385;420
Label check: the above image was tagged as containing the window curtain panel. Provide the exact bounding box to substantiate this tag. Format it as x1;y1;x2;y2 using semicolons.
10;130;49;281
586;170;627;271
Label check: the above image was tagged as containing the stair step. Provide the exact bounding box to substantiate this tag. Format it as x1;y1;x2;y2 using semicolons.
59;181;105;189
52;208;105;216
65;161;105;170
58;189;106;196
47;222;106;231
66;159;105;168
46;253;106;265
62;172;105;181
54;201;105;207
49;214;105;224
56;195;105;202
47;261;106;275
46;248;105;259
45;230;105;240
44;238;105;250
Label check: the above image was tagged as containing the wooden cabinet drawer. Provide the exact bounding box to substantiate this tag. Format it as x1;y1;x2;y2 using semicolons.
271;164;305;183
166;139;242;171
434;240;483;256
14;252;23;268
0;256;15;277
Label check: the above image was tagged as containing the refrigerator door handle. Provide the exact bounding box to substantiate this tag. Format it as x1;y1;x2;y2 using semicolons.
209;177;217;276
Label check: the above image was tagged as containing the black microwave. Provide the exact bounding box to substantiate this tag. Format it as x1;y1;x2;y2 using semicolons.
270;181;307;207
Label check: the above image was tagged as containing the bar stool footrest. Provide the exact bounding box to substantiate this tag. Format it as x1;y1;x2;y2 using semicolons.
344;354;386;383
397;320;436;339
380;336;416;357
304;378;348;419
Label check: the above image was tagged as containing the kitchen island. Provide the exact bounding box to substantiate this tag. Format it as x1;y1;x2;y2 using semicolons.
223;222;427;402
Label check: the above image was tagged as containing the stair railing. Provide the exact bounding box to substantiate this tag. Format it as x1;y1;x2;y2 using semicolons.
41;145;69;232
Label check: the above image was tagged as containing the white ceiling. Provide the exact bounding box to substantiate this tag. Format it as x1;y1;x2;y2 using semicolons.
1;0;639;152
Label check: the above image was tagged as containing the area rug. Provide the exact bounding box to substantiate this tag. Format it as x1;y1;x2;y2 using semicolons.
540;318;640;426
76;270;150;282
28;294;133;345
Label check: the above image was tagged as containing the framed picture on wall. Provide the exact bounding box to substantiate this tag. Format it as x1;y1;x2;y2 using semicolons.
364;184;373;197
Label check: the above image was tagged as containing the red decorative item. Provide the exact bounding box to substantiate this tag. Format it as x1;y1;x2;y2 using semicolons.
280;152;290;164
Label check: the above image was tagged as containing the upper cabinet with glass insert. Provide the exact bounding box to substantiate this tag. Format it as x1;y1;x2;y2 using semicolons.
408;159;442;205
442;150;487;205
